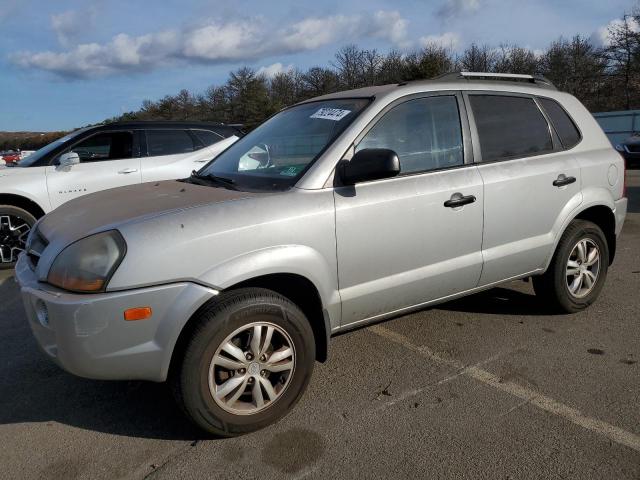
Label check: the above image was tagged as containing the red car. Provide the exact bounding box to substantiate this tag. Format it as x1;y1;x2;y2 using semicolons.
1;152;21;165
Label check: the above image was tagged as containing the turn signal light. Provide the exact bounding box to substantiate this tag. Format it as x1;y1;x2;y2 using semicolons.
124;307;152;321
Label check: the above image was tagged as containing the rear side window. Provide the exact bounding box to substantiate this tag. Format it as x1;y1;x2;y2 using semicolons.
538;98;581;149
469;95;553;162
192;129;223;147
146;130;196;156
357;95;464;174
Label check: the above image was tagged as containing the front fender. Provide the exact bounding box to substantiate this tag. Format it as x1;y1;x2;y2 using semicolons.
199;244;341;326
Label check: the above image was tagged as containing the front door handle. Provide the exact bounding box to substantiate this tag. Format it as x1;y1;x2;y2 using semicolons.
118;168;138;174
553;174;576;187
444;193;476;208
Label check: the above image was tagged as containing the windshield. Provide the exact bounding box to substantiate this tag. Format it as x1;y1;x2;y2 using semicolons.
198;98;370;190
18;128;89;167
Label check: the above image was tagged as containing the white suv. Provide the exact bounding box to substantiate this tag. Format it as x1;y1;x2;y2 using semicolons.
0;121;241;267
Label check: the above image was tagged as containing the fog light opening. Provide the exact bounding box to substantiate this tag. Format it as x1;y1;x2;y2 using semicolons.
35;300;49;327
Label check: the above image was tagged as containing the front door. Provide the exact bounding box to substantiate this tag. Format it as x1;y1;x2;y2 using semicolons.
334;94;485;326
46;130;142;209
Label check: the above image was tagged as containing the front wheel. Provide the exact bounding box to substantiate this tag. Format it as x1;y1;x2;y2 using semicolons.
171;288;316;436
533;220;609;313
1;205;36;270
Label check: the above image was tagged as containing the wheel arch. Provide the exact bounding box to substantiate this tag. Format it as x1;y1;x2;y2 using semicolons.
547;203;617;271
168;272;332;385
0;193;46;219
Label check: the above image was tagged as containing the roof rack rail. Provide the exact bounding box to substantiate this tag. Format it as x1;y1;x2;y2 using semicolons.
431;71;557;90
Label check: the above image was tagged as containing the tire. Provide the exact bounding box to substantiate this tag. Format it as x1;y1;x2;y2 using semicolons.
0;205;36;270
171;288;316;437
533;220;609;313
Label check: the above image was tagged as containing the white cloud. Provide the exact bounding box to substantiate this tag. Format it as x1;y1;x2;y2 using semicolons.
592;17;640;47
11;10;412;78
51;7;99;47
257;62;294;77
437;0;481;19
419;32;461;50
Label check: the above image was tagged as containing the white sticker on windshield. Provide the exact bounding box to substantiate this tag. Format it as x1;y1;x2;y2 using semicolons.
310;108;351;121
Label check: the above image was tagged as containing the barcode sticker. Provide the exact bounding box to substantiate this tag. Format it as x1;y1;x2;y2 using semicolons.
310;108;351;121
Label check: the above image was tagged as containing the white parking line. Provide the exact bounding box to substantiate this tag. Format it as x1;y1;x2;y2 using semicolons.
370;324;640;453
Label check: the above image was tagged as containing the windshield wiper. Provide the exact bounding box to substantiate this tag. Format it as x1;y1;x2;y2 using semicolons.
188;170;237;189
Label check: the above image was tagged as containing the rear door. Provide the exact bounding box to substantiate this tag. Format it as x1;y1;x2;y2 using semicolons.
46;130;142;209
465;92;582;286
335;93;485;326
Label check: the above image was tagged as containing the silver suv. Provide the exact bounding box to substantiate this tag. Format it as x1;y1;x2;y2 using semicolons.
16;72;627;436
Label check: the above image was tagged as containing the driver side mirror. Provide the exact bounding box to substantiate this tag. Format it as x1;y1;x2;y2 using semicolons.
340;148;400;185
58;152;80;168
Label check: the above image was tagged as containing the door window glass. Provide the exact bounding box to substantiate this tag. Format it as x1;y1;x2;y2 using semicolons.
192;129;224;147
357;96;464;174
469;95;553;162
69;131;134;162
146;130;196;156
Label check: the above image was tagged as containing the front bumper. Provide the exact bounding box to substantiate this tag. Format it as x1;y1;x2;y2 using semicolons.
16;254;218;382
614;197;628;237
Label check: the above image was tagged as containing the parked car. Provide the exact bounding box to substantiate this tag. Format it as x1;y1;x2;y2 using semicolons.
0;121;241;267
16;73;627;436
615;133;640;168
2;151;21;165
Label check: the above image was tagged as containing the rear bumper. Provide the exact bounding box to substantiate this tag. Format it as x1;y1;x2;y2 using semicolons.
16;254;218;382
614;197;628;237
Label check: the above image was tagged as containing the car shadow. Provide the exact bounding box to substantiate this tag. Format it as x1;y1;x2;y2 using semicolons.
0;274;557;441
0;272;203;441
436;285;554;316
627;185;640;213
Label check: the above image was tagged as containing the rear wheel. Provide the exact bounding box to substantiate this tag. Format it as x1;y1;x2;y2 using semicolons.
533;220;608;313
0;205;36;270
171;288;315;436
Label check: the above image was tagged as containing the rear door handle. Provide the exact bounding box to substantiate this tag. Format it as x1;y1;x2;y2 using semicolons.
444;193;476;208
553;174;576;187
118;168;138;174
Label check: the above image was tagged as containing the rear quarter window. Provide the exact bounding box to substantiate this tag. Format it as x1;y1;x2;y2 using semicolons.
538;97;581;150
469;95;553;162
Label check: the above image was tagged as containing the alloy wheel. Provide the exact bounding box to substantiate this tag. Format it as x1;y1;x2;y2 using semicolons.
566;238;600;299
0;214;31;264
208;322;295;415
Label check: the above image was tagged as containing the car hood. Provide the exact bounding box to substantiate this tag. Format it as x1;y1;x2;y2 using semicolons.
35;181;259;272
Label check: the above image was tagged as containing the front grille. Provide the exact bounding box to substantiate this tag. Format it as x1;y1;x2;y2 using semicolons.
27;228;48;269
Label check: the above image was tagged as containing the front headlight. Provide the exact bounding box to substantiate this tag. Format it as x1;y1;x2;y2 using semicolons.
615;144;625;151
48;230;126;293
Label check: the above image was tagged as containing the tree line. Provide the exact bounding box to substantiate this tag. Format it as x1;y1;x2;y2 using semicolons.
113;14;640;131
5;9;640;151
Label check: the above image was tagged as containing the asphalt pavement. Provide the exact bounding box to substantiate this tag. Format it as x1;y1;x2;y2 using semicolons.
0;171;638;480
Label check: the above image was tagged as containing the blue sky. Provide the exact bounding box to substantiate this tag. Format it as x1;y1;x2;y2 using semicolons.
0;0;635;131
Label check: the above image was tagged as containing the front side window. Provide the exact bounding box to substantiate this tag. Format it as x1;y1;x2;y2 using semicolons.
469;95;553;162
147;130;197;156
199;98;370;191
69;131;134;162
357;95;464;174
